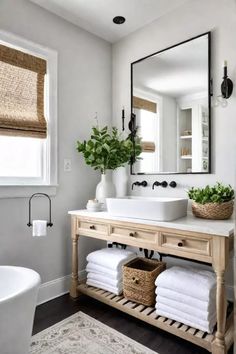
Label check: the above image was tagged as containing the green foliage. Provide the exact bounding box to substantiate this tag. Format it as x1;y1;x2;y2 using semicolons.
76;126;142;173
188;182;234;204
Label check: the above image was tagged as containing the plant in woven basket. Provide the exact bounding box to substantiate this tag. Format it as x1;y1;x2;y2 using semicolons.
188;183;234;220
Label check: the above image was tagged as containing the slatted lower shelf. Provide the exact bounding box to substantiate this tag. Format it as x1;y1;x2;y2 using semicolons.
78;283;217;352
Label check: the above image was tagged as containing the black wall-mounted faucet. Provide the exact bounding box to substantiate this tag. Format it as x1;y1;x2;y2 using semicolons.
169;181;177;188
152;181;168;189
132;181;148;190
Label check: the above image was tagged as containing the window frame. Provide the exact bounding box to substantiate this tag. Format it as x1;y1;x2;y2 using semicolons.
0;30;58;197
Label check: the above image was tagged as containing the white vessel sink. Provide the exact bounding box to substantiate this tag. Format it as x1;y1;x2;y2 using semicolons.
106;196;188;221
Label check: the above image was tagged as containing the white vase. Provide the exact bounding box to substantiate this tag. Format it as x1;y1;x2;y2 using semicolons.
96;172;116;208
113;166;128;197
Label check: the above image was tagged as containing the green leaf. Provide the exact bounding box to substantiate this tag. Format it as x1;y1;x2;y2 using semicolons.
187;182;234;204
76;125;142;172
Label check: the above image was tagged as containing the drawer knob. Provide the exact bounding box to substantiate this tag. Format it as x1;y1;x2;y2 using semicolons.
132;276;139;284
178;241;184;247
129;232;137;237
90;225;96;230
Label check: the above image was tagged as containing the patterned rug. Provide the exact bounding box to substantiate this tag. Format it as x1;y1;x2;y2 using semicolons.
30;311;157;354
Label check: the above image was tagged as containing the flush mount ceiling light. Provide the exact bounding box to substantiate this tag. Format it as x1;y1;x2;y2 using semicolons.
113;16;126;24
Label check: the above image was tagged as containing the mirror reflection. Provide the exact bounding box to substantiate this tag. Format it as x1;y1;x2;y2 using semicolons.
131;33;210;174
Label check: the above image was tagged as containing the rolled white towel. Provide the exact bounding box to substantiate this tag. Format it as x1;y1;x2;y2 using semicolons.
86;262;122;280
155;266;216;301
87;272;122;288
155;287;215;312
155;303;216;333
86;248;136;271
86;279;123;295
156;294;216;321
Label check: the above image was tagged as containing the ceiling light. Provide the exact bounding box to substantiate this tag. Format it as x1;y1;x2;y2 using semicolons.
113;16;126;25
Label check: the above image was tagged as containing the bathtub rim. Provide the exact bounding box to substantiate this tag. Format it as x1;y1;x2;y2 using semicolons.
0;265;41;304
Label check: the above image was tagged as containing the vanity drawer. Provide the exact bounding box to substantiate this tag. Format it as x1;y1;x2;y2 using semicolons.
110;225;158;247
159;232;212;257
78;220;108;235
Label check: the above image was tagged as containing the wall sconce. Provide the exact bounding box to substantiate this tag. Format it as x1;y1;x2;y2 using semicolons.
221;60;233;99
212;60;233;108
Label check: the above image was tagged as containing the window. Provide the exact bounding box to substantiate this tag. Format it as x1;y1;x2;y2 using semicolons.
0;31;57;191
133;94;161;173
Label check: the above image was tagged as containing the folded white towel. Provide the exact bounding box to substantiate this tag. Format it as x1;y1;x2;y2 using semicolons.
87;248;136;271
87;272;122;288
155;303;216;333
155;266;216;301
86;262;122;280
156;295;216;321
155;287;215;312
86;279;123;295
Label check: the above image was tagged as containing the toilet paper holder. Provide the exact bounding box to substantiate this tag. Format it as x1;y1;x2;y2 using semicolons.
27;193;53;227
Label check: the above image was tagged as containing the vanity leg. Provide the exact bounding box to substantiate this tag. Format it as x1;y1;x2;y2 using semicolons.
70;216;79;298
212;269;227;354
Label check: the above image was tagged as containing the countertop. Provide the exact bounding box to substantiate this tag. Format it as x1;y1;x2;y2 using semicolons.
68;210;235;237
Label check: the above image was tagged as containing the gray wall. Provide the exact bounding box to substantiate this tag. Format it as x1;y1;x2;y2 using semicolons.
112;0;236;192
0;0;111;283
112;0;236;294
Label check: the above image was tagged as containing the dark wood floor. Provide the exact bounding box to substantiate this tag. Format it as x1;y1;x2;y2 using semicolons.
33;294;233;354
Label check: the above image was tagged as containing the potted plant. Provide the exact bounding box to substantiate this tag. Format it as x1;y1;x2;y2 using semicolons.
188;182;234;219
77;126;141;204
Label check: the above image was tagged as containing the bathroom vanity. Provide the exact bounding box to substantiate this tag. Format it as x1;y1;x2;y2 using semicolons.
69;210;234;354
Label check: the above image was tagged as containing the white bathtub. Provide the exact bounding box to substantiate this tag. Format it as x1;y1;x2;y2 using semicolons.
0;266;41;354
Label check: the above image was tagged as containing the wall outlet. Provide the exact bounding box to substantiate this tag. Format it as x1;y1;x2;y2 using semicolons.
64;159;71;172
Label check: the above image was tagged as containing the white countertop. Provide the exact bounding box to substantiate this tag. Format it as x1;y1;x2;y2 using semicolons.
68;210;235;237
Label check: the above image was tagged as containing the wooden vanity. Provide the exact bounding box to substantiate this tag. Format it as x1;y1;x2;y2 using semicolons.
69;210;234;354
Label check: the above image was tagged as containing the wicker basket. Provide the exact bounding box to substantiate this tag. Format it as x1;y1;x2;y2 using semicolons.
192;200;234;220
123;258;166;306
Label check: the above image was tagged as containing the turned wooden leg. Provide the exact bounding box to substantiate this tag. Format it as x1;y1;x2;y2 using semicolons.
212;269;227;354
70;216;79;298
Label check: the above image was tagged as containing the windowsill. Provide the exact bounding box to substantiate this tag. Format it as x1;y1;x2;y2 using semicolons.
0;185;58;198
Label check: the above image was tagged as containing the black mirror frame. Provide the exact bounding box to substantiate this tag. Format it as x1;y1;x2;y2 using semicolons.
130;31;211;175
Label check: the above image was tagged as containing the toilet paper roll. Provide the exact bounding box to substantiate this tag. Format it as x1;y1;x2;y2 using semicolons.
32;220;47;237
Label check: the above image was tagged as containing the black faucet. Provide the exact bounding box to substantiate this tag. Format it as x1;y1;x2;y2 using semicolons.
169;181;177;188
152;181;168;189
132;181;148;190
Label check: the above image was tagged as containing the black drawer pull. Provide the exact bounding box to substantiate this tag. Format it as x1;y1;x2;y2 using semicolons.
129;232;137;237
90;225;96;230
178;241;183;247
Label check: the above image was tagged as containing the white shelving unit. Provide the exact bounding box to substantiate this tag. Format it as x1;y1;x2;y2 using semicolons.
177;99;209;173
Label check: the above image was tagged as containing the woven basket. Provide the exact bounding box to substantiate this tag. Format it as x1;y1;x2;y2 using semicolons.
123;258;166;306
192;200;234;220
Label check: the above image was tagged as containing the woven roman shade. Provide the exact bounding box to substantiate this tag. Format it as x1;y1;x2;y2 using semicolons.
0;44;47;138
141;141;156;153
133;96;157;113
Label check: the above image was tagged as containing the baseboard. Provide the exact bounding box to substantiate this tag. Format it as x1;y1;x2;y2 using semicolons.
37;270;86;305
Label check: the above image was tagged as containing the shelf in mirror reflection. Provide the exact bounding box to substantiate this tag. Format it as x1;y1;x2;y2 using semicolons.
180;155;192;159
180;135;192;139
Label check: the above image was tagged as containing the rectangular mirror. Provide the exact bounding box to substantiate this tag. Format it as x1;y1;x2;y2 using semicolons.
131;32;211;175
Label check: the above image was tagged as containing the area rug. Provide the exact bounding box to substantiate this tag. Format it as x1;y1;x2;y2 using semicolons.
30;311;157;354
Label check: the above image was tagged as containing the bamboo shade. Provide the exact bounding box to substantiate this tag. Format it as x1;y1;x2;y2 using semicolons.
0;44;47;138
133;96;157;113
141;141;156;153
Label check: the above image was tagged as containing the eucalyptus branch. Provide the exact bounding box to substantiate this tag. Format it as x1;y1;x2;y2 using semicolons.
76;126;142;174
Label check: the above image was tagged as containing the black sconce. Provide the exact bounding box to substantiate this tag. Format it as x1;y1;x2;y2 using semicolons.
122;107;125;131
221;60;233;99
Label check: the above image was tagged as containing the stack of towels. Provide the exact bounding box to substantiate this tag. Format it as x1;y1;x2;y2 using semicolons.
86;248;136;295
155;266;217;333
